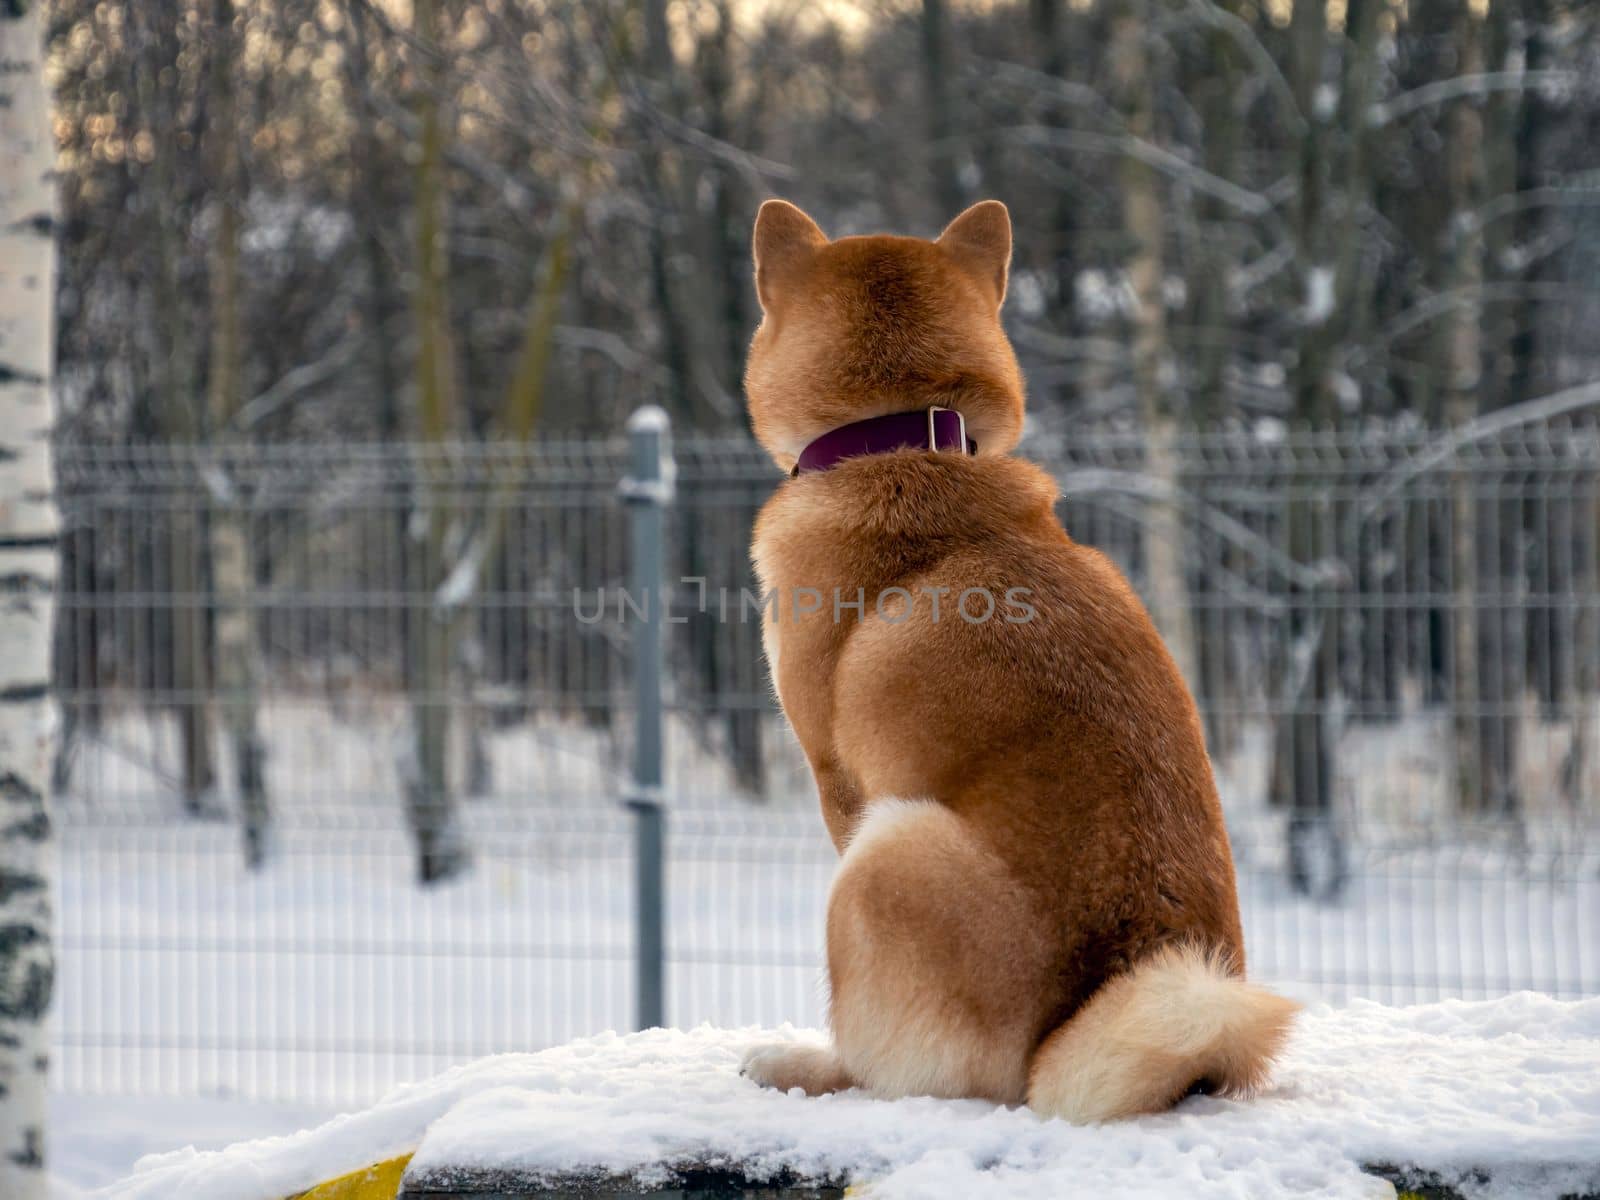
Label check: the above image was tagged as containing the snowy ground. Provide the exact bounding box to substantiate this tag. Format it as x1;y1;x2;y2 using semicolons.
49;1094;338;1196
50;702;1600;1190
93;996;1600;1200
53;801;1600;1105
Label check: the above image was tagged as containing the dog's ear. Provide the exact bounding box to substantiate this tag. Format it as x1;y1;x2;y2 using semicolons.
753;200;827;311
937;200;1011;307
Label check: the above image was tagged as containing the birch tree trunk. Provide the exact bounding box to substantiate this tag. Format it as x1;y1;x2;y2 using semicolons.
207;0;269;867
0;5;58;1193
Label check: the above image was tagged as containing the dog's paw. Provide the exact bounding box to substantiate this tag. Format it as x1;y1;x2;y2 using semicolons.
740;1042;852;1096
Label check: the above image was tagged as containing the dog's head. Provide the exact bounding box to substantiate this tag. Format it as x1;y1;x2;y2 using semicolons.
743;200;1025;472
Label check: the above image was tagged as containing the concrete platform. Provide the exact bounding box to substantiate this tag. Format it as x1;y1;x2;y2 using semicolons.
399;1163;846;1199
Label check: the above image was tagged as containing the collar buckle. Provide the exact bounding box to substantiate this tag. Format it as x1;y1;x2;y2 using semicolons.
927;406;969;456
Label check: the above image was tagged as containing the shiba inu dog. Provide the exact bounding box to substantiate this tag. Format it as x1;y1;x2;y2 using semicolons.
739;199;1297;1122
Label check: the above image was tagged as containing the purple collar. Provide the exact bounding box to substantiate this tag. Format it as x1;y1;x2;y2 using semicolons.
793;407;976;476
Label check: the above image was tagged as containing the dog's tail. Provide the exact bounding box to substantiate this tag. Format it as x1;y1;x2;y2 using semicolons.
1026;943;1299;1124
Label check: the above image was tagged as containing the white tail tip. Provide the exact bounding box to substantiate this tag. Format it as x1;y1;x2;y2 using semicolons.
1027;944;1300;1124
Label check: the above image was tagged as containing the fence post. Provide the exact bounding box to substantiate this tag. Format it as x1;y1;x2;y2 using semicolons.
621;406;674;1030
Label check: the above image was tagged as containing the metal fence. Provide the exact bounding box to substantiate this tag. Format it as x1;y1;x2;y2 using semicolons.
51;415;1600;1105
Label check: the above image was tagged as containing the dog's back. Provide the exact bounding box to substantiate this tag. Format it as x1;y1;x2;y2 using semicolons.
741;200;1297;1120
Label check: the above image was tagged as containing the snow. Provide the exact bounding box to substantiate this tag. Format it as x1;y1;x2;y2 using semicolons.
625;405;671;434
49;1094;337;1197
1010;269;1045;318
1305;266;1336;324
431;530;488;610
98;995;1600;1200
54;782;1600;1107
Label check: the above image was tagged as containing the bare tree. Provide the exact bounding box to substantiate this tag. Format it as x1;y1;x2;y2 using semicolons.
206;0;270;865
635;0;695;425
1269;0;1344;894
921;0;966;217
1111;0;1199;693
128;1;217;817
1437;0;1507;818
0;4;58;1192
406;0;469;883
37;0;1600;862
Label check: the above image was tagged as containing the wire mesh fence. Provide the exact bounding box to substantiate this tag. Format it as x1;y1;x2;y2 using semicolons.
51;421;1600;1105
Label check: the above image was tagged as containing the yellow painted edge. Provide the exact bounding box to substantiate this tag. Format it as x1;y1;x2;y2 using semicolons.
287;1153;413;1200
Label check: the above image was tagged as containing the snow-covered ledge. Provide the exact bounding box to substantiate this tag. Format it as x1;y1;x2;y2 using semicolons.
107;997;1600;1200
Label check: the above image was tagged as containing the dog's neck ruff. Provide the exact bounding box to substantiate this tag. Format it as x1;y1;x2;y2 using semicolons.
792;407;976;477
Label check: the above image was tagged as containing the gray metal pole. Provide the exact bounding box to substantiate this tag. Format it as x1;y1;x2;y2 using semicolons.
621;406;673;1030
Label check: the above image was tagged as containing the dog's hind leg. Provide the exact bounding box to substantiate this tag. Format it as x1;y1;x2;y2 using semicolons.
760;798;1048;1103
